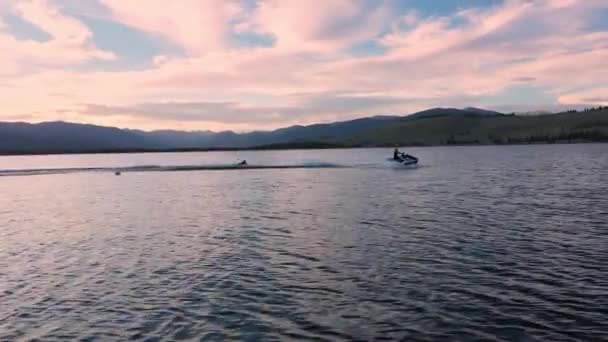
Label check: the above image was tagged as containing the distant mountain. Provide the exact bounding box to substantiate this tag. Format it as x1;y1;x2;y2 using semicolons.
0;121;152;153
1;107;607;154
0;114;402;153
406;107;503;120
129;129;219;149
463;107;504;116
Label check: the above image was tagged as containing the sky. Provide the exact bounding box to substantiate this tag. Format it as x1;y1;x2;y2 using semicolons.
0;0;607;131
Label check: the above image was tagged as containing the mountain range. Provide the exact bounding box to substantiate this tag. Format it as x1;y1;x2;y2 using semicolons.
1;107;607;155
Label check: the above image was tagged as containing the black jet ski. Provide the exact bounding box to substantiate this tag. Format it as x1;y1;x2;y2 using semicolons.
390;152;418;166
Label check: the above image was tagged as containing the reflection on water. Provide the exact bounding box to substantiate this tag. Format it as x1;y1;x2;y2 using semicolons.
1;145;607;341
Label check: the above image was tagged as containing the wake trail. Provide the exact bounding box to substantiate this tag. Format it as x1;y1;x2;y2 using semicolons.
0;163;349;177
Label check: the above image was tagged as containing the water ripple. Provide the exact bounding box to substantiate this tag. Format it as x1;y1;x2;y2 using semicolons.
1;145;607;341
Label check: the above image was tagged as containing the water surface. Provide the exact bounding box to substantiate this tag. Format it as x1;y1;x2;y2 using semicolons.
1;145;607;341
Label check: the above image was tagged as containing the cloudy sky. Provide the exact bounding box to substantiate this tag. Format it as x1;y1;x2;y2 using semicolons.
0;0;607;131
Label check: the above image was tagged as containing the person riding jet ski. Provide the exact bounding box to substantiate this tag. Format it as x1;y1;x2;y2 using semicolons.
392;148;418;165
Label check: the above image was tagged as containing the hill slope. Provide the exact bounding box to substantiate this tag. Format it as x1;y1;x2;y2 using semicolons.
350;108;608;146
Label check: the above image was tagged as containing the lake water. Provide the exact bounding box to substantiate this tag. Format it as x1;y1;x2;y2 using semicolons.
1;145;607;341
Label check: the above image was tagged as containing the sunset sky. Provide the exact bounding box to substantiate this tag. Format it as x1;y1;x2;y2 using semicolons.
0;0;607;131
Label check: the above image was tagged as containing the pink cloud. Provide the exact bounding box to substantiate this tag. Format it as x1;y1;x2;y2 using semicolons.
98;0;394;55
99;0;244;55
245;0;393;53
559;88;608;106
13;0;92;44
0;0;114;75
380;0;535;60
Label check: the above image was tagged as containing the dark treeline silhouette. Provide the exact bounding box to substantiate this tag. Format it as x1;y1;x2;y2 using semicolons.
582;106;608;112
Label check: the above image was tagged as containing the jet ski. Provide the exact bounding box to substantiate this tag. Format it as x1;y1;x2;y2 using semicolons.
391;152;418;166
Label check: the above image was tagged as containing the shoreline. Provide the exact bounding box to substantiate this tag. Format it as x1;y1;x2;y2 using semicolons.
0;140;606;157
